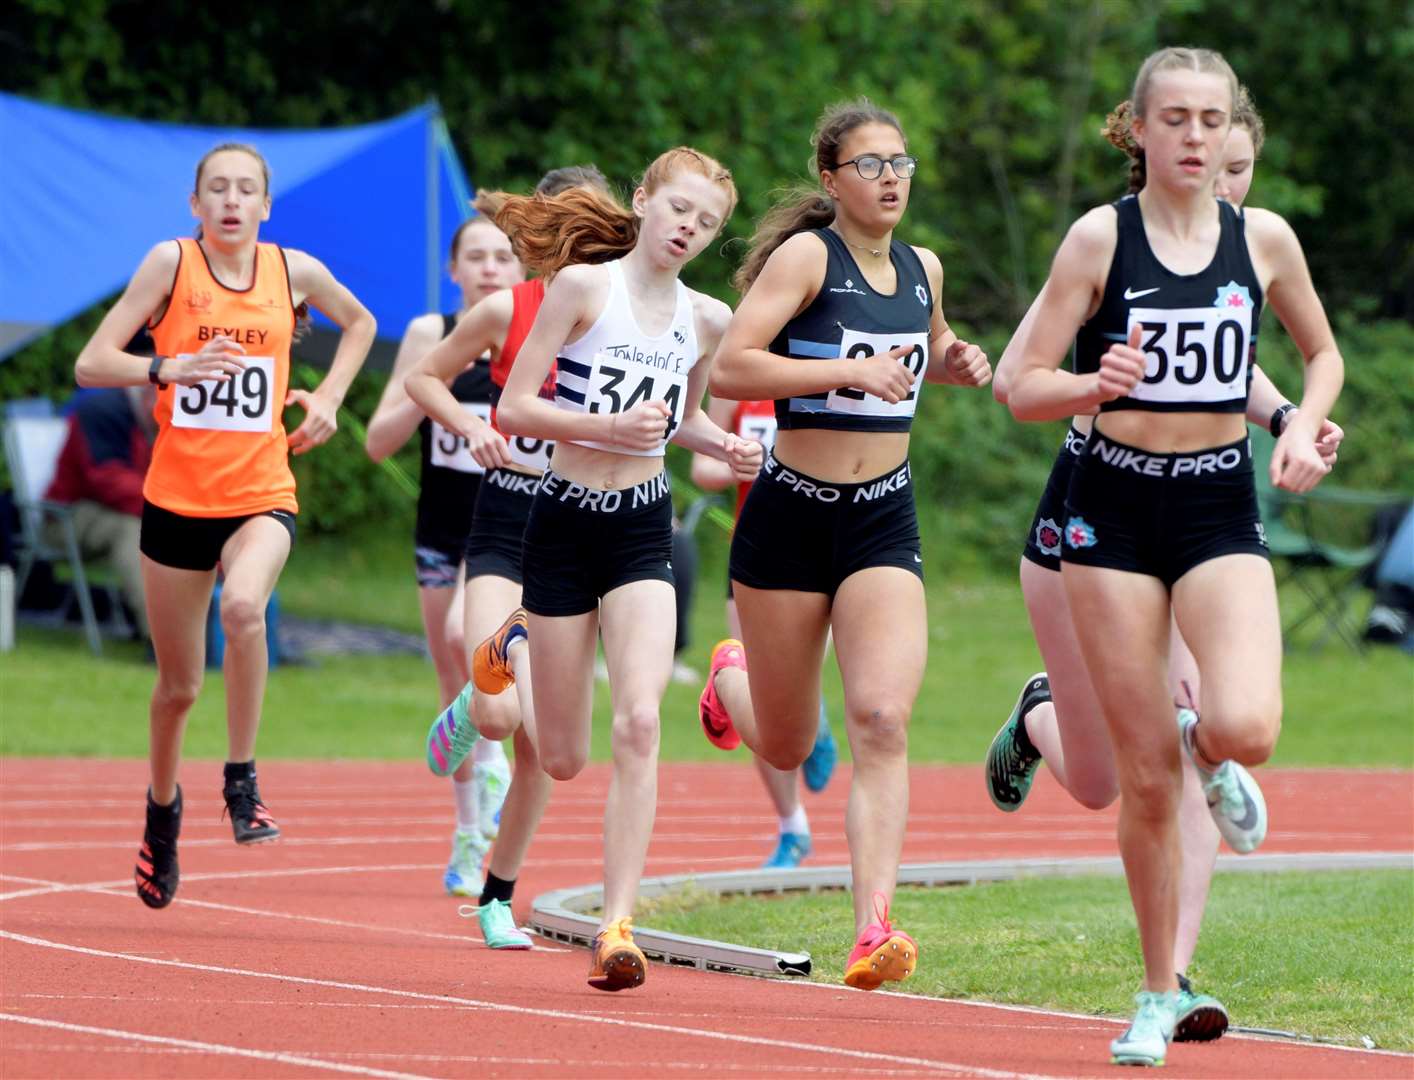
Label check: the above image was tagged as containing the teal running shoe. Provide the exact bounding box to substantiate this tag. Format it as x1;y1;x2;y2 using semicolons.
985;673;1049;811
1174;973;1229;1042
426;683;478;778
763;831;811;868
442;828;487;897
1110;989;1178;1067
802;702;837;793
474;750;511;842
1179;709;1268;854
460;898;533;950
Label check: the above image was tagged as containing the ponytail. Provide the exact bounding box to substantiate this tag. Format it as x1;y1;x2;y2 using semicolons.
481;187;638;277
1101;99;1146;195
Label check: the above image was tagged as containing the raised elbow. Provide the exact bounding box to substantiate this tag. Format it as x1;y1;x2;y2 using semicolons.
74;350;100;388
991;370;1012;405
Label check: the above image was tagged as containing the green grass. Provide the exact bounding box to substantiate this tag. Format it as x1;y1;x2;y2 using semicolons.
640;871;1414;1051
2;518;1411;764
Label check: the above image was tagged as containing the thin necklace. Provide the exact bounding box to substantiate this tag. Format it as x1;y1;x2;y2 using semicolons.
831;225;884;259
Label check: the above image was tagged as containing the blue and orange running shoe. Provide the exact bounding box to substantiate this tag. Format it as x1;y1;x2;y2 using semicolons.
135;786;181;909
473;608;528;695
802;701;837;793
426;683;478;778
843;893;918;990
588;917;646;991
699;638;746;750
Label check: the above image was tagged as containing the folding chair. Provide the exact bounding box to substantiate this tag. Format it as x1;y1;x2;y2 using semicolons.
1251;430;1409;651
2;415;124;654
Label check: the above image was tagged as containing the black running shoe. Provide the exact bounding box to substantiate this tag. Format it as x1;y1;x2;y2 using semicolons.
222;776;281;844
135;787;182;909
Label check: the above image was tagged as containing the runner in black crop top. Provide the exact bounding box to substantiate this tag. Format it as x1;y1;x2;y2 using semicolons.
1073;194;1262;414
771;228;933;433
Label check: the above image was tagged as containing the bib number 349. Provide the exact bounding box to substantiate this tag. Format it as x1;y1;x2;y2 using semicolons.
172;356;276;433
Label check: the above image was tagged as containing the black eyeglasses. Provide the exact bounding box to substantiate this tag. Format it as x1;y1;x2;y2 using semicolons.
831;154;917;180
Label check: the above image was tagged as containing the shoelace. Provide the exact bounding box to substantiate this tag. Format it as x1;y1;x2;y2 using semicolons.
223;785;269;827
998;726;1036;779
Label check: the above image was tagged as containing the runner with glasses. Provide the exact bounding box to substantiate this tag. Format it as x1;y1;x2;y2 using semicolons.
701;98;991;990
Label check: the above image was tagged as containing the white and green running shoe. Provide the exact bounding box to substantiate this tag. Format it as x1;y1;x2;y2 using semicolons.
461;898;533;950
474;749;511;842
1110;990;1178;1067
442;828;488;897
1174;973;1229;1042
1179;709;1268;854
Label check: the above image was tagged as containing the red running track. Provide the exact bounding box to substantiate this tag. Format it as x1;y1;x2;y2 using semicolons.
1;758;1410;1078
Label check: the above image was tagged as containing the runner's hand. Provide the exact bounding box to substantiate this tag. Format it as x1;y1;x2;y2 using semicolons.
163;336;246;386
462;414;512;470
1271;417;1331;494
1313;417;1344;469
285;389;339;455
611;401;671;451
724;433;763;484
1095;323;1146;402
848;344;917;403
944;338;991;387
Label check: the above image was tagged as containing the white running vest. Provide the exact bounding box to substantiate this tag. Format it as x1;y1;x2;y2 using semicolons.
553;260;698;457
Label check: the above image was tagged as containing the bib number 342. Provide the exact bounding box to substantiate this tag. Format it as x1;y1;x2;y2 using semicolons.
826;328;929;417
172;356;276;433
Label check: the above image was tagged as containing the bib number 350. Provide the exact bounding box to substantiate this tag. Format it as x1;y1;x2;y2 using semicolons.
172;356;276;433
826;328;929;417
1126;307;1252;405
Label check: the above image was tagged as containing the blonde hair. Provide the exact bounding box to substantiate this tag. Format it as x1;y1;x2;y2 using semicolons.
194;142;270;194
733;98;904;294
1231;84;1266;158
1101;47;1240;195
480;147;736;276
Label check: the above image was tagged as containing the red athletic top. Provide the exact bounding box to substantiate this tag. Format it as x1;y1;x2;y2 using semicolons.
145;238;298;517
731;399;778;518
489;278;554;433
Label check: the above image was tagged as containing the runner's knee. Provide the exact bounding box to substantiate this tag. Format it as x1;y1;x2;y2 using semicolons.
219;591;266;642
612;704;660;760
846;699;910;759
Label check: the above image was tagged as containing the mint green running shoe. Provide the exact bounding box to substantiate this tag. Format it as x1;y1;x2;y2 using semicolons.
1174;973;1229;1042
426;683;478;778
1179;709;1267;854
984;673;1049;811
1110;989;1177;1067
459;898;533;950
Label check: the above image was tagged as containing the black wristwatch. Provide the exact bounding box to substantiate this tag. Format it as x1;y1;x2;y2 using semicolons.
1269;403;1297;438
148;354;167;388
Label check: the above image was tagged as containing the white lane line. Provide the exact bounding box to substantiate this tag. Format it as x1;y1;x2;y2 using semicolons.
2;1040;939;1075
0;871;570;953
0;930;1061;1080
0;1013;436;1080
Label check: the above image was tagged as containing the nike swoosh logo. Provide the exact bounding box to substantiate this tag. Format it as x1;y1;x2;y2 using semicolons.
1124;286;1160;300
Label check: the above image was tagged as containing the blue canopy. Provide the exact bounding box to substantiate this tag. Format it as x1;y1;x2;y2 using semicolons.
0;94;475;359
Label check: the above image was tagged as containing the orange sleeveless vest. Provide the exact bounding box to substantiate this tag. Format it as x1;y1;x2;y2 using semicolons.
145;237;298;517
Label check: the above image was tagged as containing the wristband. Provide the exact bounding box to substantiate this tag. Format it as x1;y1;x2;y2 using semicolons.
1269;403;1297;438
148;354;167;388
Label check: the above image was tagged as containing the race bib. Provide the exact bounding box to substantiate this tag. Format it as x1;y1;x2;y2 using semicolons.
506;433;553;472
736;412;778;453
429;402;493;474
171;356;276;433
1126;306;1252;405
824;328;929;418
584;350;689;448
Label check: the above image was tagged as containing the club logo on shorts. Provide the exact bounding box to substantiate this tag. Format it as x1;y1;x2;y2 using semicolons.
1213;281;1252;310
1254;521;1268;547
1064;516;1097;549
915;283;928;306
1035;517;1062;557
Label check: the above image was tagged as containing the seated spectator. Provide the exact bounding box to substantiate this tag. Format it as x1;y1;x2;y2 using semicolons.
45;384;155;643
